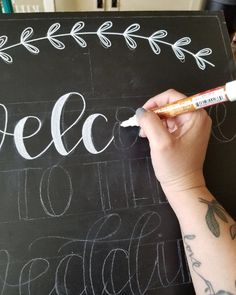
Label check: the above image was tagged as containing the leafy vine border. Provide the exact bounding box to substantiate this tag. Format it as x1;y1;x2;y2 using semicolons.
0;21;215;70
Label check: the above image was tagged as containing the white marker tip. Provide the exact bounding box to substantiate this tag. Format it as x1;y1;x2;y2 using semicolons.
120;121;127;127
120;115;139;127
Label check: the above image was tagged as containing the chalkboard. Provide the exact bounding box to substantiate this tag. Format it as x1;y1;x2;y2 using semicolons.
0;11;235;295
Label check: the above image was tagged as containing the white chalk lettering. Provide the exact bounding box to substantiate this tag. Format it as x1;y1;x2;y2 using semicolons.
82;114;114;154
8;92;114;160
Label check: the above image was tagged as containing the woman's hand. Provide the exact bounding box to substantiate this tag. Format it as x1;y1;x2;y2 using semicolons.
137;89;212;196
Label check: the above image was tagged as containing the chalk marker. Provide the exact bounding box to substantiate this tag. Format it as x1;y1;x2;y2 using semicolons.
120;80;236;127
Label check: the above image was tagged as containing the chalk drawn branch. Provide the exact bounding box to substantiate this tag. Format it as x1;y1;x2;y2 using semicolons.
0;21;215;70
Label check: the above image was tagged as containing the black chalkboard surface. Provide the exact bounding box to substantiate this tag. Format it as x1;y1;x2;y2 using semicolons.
0;11;235;295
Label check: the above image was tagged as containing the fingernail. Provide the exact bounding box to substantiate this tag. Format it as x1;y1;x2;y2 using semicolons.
135;107;146;119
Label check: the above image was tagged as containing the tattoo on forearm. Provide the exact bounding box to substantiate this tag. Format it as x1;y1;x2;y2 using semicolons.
230;224;236;240
199;198;228;237
216;292;235;295
183;234;235;295
184;234;215;294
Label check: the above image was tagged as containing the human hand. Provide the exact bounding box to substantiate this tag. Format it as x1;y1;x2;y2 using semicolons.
137;89;212;197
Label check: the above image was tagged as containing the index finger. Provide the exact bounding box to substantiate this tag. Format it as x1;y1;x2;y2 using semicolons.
143;89;186;110
142;88;194;129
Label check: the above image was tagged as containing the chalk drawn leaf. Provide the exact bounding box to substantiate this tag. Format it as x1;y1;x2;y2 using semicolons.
71;34;87;47
97;34;111;48
47;23;65;49
71;21;85;34
97;21;112;48
123;24;139;49
174;37;191;47
98;21;113;32
124;35;137;50
21;27;34;43
0;36;8;48
22;43;40;54
197;48;212;57
195;56;206;70
70;21;87;47
172;46;185;62
46;23;64;49
0;52;13;64
47;22;61;37
124;23;140;35
48;37;65;50
20;27;40;54
150;30;167;41
148;38;161;55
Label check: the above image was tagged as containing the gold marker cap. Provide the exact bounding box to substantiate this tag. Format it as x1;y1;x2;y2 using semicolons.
226;80;236;102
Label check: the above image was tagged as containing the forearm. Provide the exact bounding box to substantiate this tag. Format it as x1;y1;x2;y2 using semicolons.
165;186;236;295
137;91;236;294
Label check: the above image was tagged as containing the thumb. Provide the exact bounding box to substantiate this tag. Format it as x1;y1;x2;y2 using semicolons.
136;108;172;148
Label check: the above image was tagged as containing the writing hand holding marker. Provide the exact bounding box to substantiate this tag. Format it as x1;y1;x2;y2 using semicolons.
121;80;236;127
136;89;236;295
136;89;210;195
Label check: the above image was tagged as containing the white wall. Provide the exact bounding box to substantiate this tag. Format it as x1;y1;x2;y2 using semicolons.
12;0;204;12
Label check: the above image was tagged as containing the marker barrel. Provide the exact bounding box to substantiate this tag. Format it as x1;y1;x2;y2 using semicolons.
153;81;236;118
120;80;236;127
